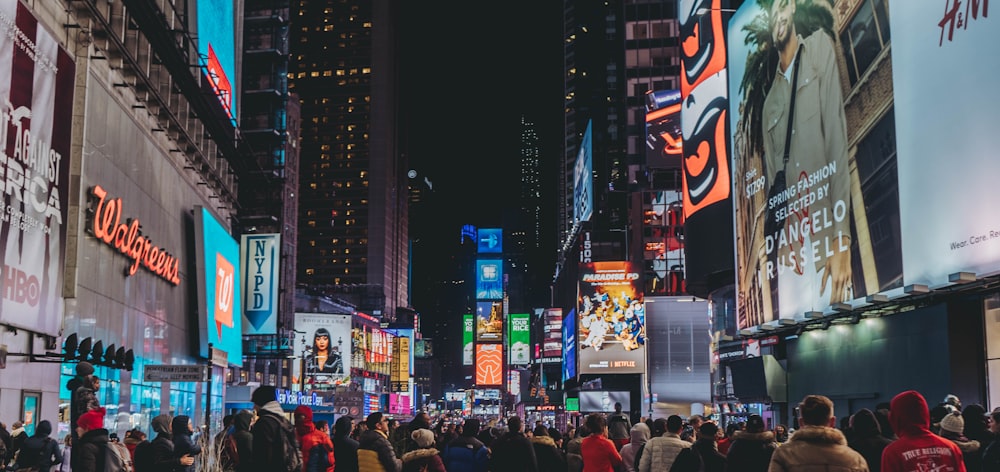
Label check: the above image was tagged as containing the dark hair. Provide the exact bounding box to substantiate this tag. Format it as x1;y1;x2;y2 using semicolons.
462;418;481;437
585;413;607;433
652;418;669;437
576;424;591;438
666;415;684;433
222;415;234;428
799;395;835;426
614;402;623;412
334;416;354;436
366;412;385;430
548;427;562;442
315;420;328;431
313;328;332;352
507;416;523;433
533;425;549;437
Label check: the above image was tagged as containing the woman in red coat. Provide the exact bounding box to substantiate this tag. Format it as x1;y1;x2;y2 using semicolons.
581;413;624;472
294;406;335;472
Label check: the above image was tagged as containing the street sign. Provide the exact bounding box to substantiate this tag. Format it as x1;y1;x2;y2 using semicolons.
143;365;209;382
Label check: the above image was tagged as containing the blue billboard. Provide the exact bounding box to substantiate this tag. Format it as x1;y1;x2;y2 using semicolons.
475;259;503;300
477;228;503;254
573;121;593;223
562;308;577;381
197;0;236;119
194;206;243;365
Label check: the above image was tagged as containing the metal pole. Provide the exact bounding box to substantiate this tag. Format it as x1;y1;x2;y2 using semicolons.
206;343;213;436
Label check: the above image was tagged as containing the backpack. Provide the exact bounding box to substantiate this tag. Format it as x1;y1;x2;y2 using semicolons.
306;443;331;472
105;441;132;472
260;414;302;472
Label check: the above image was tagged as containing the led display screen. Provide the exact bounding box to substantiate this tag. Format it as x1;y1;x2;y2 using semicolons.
293;313;351;389
573;120;594;223
577;262;645;374
476;301;503;342
463;314;474;365
196;0;236;118
475;344;503;386
477;228;503;254
562;308;577;382
475;259;504;300
508;313;530;365
194;207;243;365
543;308;563;359
645;89;683;169
579;391;631;413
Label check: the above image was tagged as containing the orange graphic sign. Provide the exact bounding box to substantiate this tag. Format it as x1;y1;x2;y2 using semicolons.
476;344;503;386
214;253;235;339
88;185;180;285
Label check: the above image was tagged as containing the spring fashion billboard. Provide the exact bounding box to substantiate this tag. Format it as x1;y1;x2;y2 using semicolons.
577;262;645;374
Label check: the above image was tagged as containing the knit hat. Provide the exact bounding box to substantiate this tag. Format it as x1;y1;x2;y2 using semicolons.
746;414;766;433
411;428;435;448
78;408;106;431
294;405;314;424
940;411;965;434
151;414;172;434
251;386;277;406
76;361;95;377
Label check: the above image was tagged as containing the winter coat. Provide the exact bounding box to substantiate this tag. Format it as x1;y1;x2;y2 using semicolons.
767;425;869;472
171;416;200;472
693;439;727;472
17;422;62;472
580;435;623;472
982;436;1000;472
638;433;696;472
608;413;631;441
881;390;966;472
58;445;71;472
149;434;185;472
11;427;27;460
70;429;108;472
725;430;778;472
847;409;893;472
960;404;991;472
942;435;979;472
565;436;584;472
251;402;297;472
441;435;488;472
531;435;567;472
358;429;400;472
400;448;446;472
229;410;254;472
73;387;100;421
332;432;359;472
297;423;334;472
619;423;649;472
489;431;538;472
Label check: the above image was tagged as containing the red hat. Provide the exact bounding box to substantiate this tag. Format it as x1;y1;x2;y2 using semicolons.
78;408;106;431
294;405;314;424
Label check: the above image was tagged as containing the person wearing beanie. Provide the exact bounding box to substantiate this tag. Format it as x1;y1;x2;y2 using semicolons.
442;418;488;472
16;420;62;472
400;429;445;472
939;410;980;470
66;362;95;444
249;385;298;472
294;405;334;472
171;415;201;472
332;416;359;472
767;395;867;472
358;412;401;472
847;408;893;472
71;408;108;472
881;390;966;472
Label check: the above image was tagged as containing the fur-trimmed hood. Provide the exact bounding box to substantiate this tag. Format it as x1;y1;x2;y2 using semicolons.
402;447;441;463
733;430;776;442
787;425;847;446
531;435;557;447
949;438;981;453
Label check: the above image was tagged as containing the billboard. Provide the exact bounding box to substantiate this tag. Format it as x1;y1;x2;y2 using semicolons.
577;262;645;374
294;313;351;388
475;344;503;386
194;207;243;365
352;325;393;375
645;89;683;169
240;234;280;334
573;120;594;224
729;0;901;328
391;336;410;393
475;301;503;342
0;0;74;336
463;314;474;365
580;391;631;413
477;228;503;254
543;308;563;359
508;313;530;365
196;0;236;118
475;259;504;300
562;308;577;382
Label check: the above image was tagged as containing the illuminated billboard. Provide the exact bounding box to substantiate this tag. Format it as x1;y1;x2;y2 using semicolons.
240;234;280;335
562;308;577;382
543;308;563;359
391;336;410;393
475;344;503;386
577;262;645;374
197;0;236;118
463;314;474;365
293;313;351;388
194;207;243;365
580;391;631;413
573;120;594;224
476;301;503;342
477;228;503;254
0;0;74;336
508;313;530;365
475;259;504;300
645;89;683;169
729;0;902;328
352;325;393;375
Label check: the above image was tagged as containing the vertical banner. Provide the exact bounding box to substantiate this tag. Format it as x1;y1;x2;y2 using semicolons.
577;261;645;374
476;301;503;341
543;308;564;359
391;336;410;393
463;314;474;365
508;313;530;365
240;234;280;334
475;344;503;386
645;89;683;168
475;259;504;299
194;207;243;365
293;313;352;389
562;308;577;381
574;121;594;223
0;0;74;336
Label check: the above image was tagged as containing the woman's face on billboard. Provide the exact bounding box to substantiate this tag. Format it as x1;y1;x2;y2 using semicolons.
316;334;330;351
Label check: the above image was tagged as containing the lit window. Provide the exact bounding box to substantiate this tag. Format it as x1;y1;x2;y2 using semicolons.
297;72;306;79
305;268;315;275
362;67;371;74
336;70;345;76
324;25;333;31
363;22;372;28
310;71;320;77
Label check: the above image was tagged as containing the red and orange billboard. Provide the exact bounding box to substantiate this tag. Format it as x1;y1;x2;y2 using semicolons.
475;344;503;386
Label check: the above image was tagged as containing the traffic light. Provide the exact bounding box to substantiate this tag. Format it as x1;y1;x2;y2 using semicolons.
61;333;135;371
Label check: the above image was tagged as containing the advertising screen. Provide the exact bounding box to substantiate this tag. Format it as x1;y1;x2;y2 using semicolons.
463;314;474;365
508;313;530;365
577;262;645;374
391;336;410;393
293;313;351;388
729;0;901;328
240;234;280;335
562;308;577;382
194;206;243;365
645;89;683;169
352;325;393;375
573;120;594;224
579;391;631;413
196;0;236;118
475;344;503;386
476;301;503;342
475;259;504;300
477;228;503;254
0;0;74;336
543;308;563;359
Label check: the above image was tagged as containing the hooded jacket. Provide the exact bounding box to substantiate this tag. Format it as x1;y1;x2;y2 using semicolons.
490;430;539;472
143;414;181;472
18;421;62;472
251;401;298;472
441;433;487;472
725;430;777;472
880;390;966;472
531;435;567;472
171;416;201;472
294;406;334;472
400;447;446;472
71;428;109;472
619;423;649;472
231;410;254;472
847;409;893;472
767;425;868;472
332;417;359;472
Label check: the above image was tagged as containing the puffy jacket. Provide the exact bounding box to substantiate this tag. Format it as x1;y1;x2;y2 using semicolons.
725;430;778;472
358;429;399;472
565;436;584;472
619;423;649;472
400;448;445;472
489;431;538;472
71;429;108;472
297;424;334;472
881;390;965;472
251;403;298;472
767;425;868;472
442;435;488;472
637;433;692;472
531;435;566;472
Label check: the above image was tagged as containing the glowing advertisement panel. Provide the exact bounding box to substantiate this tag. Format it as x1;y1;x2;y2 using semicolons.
577;262;645;374
463;314;474;365
573;120;594;223
508;313;530;365
240;233;280;334
293;313;351;388
477;228;503;254
562;308;577;382
0;0;74;336
645;89;683;169
194;207;243;365
475;259;503;300
197;0;236;118
475;344;503;387
580;391;631;413
476;301;503;342
729;0;901;328
543;308;563;359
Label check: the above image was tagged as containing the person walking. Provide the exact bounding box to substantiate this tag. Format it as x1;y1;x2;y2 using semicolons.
767;395;868;472
580;413;623;472
490;416;538;472
692;423;726;472
725;414;777;472
638;415;700;472
400;429;445;472
441;418;488;472
58;435;72;472
847;409;893;472
294;405;334;472
357;412;400;472
332;416;359;472
618;422;649;472
15;420;61;472
881;390;965;472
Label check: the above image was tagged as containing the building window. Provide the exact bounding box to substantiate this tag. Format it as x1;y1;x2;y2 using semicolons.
841;0;890;86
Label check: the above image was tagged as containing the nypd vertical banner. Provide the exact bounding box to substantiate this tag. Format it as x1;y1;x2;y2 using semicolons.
240;233;280;335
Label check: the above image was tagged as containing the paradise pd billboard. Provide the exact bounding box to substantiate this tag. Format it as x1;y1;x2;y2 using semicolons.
577;262;645;374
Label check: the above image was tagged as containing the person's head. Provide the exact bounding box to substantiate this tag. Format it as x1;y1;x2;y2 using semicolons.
77;408;106;437
131;428;148;441
366;412;388;432
548;427;563;445
848;409;881;438
652;418;669;437
940;411;965;438
698;422;719;441
315;420;329;433
666;415;684;434
294;406;315;425
769;0;797;49
890;390;931;437
34;420;52;438
109;432;120;442
688;415;704;428
64;434;72;446
725;423;740;438
12;421;23;430
152;414;172;436
944;394;962;412
222;415;234;429
411;428;435;449
774;424;787;436
334;416;354;437
614;402;623;414
251;386;277;410
585;413;607;436
797;395;836;428
313;328;331;353
989;411;1000;435
462;418;481;437
507;416;523;434
962;403;987;436
576;424;591;438
89;375;101;390
533;425;549;437
746;414;766;433
171;415;193;435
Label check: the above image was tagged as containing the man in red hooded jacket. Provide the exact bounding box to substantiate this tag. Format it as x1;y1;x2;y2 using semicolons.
294;405;335;472
881;390;966;472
